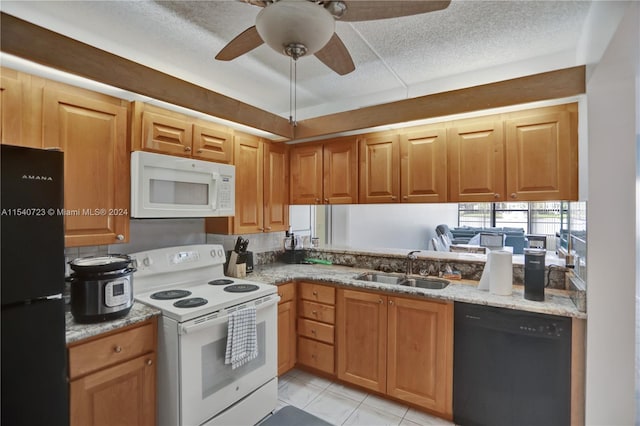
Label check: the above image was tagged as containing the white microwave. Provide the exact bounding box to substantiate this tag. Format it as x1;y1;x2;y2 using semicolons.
131;151;235;218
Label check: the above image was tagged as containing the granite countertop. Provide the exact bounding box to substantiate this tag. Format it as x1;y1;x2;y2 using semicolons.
65;302;161;345
248;262;586;319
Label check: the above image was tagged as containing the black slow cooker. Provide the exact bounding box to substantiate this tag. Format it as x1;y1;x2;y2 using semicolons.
68;254;135;323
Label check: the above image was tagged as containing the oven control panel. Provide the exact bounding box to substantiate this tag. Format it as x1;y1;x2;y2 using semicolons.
169;250;200;265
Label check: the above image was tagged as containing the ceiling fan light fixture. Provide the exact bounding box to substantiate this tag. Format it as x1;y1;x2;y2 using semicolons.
256;0;336;58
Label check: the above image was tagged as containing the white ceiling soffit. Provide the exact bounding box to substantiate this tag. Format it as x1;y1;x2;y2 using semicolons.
0;0;606;122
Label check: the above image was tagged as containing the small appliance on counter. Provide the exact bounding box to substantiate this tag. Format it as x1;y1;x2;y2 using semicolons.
282;230;306;264
67;254;135;323
524;248;546;301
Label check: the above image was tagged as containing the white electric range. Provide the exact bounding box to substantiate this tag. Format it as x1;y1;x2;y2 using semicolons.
130;244;279;426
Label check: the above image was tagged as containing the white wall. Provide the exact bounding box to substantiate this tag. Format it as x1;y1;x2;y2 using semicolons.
585;2;639;423
329;203;459;250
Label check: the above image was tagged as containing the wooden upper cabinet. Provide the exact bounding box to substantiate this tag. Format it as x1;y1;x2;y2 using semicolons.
233;133;264;233
140;109;192;156
290;136;357;205
1;67;44;148
336;289;387;393
387;297;453;417
193;121;233;163
131;101;233;163
264;142;289;232
400;125;447;203
290;143;323;204
43;84;129;247
359;132;400;203
448;116;505;202
505;104;578;201
323;138;359;204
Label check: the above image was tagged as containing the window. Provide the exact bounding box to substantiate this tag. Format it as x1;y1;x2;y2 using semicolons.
458;202;570;236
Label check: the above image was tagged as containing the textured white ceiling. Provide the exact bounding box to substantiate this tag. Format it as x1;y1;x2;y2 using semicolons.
1;0;597;122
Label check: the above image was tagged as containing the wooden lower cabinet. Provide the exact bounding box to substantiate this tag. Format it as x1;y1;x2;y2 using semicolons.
336;288;453;418
68;318;157;426
297;283;336;375
277;283;296;376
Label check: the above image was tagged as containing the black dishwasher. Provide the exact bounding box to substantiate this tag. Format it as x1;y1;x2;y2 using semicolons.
453;302;571;426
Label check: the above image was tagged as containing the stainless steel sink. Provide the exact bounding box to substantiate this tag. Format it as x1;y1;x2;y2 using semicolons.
354;272;407;285
354;272;449;290
403;277;450;290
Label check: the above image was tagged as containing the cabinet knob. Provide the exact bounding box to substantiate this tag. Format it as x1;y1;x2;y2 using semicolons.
391;196;397;200
494;193;500;199
311;329;317;335
403;196;408;200
315;198;320;204
510;193;517;199
311;354;317;360
312;291;318;296
312;310;318;316
258;228;264;231
184;146;192;152
113;346;122;353
146;359;153;366
197;149;203;154
116;234;125;241
266;227;272;231
378;299;383;304
389;300;394;305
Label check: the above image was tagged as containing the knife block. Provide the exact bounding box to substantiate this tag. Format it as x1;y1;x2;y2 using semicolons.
225;252;247;278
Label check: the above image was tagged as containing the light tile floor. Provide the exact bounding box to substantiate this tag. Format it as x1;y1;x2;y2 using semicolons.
275;369;455;426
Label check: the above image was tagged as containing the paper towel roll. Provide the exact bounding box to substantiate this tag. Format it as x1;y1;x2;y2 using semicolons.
489;250;513;296
477;254;491;291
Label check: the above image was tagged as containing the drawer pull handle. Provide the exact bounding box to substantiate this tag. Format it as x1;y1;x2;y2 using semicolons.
379;299;383;304
312;310;318;315
389;300;394;305
312;291;318;296
113;346;122;353
311;354;317;360
311;329;317;334
146;359;153;366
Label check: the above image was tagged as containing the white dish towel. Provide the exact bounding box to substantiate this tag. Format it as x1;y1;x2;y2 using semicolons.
224;306;258;370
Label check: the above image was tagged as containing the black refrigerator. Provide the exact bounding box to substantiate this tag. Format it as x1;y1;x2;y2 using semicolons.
1;144;69;425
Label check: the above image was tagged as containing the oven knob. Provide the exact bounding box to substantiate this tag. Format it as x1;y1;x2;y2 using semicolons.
217;249;224;258
143;257;153;267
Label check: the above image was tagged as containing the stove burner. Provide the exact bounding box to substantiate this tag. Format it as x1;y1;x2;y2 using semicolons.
224;284;259;293
150;289;192;300
173;297;208;308
208;278;234;286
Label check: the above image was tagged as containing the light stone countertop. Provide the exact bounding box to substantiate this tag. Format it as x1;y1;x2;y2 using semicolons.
65;302;161;344
248;262;586;319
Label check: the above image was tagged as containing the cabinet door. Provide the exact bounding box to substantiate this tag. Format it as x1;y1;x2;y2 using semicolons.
387;297;453;416
43;87;129;247
70;353;156;426
359;132;400;203
400;125;447;203
290;143;323;204
336;289;387;393
264;142;289;232
233;133;264;233
1;68;43;148
505;106;577;201
193;122;233;163
448;117;505;202
141;110;193;156
277;299;296;376
323;138;358;204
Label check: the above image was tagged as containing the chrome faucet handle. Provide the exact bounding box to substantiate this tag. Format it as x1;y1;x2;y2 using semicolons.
418;268;428;276
407;250;420;260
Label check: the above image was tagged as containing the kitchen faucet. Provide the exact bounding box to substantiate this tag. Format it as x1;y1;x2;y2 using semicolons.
406;250;420;275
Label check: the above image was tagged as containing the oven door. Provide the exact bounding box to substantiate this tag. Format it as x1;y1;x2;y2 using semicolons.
178;295;278;426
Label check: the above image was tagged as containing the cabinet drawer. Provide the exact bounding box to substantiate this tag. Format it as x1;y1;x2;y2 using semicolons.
300;300;335;324
69;322;155;379
298;318;334;344
277;283;296;304
298;337;334;375
299;282;335;304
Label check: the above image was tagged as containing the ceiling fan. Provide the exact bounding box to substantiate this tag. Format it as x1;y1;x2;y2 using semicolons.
215;0;451;75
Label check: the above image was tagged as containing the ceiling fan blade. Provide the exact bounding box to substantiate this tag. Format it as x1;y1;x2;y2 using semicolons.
315;33;355;75
215;26;264;61
339;0;451;22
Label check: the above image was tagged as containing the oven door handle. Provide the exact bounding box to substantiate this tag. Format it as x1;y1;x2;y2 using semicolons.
178;295;280;335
